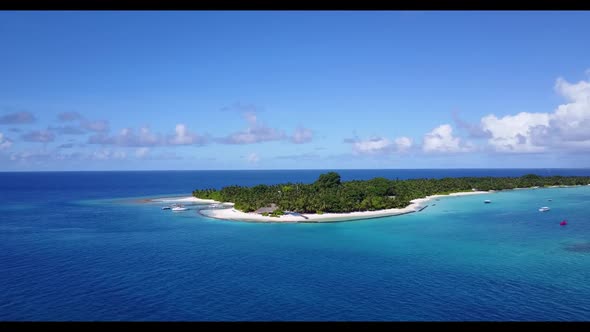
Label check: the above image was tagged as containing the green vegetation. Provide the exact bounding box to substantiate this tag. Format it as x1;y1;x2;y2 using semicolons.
316;172;341;189
270;210;284;217
193;172;590;214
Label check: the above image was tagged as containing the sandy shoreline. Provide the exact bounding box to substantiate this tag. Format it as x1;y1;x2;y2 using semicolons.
148;196;234;205
196;190;489;223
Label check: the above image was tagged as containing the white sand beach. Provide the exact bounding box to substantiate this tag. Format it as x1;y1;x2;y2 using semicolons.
196;190;490;223
150;196;234;205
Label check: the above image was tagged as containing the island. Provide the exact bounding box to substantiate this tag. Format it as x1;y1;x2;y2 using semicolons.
186;172;590;223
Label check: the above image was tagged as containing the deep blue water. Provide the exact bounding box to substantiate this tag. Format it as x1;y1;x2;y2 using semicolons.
1;169;590;321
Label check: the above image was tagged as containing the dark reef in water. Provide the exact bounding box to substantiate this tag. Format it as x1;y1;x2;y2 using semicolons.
563;242;590;253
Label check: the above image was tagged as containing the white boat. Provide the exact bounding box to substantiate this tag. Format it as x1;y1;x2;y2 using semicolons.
484;200;491;204
538;207;550;212
172;205;189;211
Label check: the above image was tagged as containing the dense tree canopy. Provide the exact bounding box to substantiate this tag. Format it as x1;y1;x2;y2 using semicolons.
315;172;341;189
193;173;590;214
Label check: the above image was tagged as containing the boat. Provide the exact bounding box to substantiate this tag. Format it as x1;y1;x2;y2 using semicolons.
560;220;567;226
172;204;189;211
161;206;171;210
484;200;491;204
539;207;550;212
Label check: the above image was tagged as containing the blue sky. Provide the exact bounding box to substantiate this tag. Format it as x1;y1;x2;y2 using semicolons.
1;11;590;170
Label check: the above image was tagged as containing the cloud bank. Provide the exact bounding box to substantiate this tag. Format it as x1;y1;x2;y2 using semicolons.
478;74;590;153
217;112;313;145
0;111;36;124
345;135;414;155
21;130;56;143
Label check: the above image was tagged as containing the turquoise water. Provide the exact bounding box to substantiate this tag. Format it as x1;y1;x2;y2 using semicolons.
1;170;589;321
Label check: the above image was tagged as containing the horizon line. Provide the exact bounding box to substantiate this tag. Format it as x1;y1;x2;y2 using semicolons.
1;167;590;173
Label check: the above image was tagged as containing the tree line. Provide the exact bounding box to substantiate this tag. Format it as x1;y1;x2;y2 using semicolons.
192;172;590;214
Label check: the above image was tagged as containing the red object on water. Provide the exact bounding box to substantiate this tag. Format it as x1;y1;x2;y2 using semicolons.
560;220;567;226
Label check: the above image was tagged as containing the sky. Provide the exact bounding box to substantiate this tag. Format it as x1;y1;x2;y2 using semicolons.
1;11;590;171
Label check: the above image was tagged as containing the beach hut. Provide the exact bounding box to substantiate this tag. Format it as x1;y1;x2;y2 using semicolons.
254;203;278;214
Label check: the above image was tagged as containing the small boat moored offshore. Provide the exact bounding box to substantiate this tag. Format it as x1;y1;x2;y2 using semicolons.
172;205;189;211
170;204;189;211
560;220;567;226
161;206;171;210
539;207;550;212
484;200;491;204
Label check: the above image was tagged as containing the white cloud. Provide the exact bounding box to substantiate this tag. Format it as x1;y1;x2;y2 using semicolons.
423;124;472;153
58;143;75;149
135;147;150;158
82;120;110;133
347;136;413;155
57;112;82;122
352;137;393;154
244;112;257;126
89;126;161;147
246;152;259;163
217;112;286;145
481;112;549;153
219;127;285;145
168;124;207;145
0;132;13;150
9;151;50;162
394;136;413;152
51;113;110;137
217;105;305;145
89;124;209;147
291;127;313;144
452;111;491;138
547;77;590;144
48;125;87;135
21;130;56;143
136;127;159;146
8;150;84;163
91;149;127;160
0;111;36;124
481;73;590;153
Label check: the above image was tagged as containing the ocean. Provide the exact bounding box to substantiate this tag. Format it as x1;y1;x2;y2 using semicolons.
1;169;590;321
